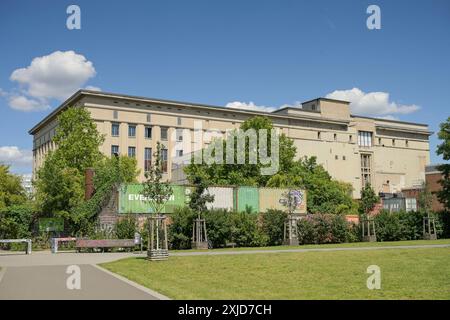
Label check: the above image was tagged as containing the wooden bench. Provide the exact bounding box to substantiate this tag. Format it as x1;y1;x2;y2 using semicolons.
0;239;32;254
75;239;135;253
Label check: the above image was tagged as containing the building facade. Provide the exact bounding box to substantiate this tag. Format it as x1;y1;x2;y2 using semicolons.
29;90;432;199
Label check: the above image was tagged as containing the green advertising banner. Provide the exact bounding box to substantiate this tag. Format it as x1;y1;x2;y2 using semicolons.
38;217;64;232
118;184;187;214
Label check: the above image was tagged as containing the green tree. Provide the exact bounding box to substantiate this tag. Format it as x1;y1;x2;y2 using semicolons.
267;157;354;214
185;116;296;186
0;165;27;210
35;107;104;216
141;142;173;215
188;171;214;218
418;182;433;213
436;116;450;211
35;152;85;218
359;183;379;216
185;116;355;214
69;155;140;235
34;107;139;235
0;203;35;239
52;107;105;172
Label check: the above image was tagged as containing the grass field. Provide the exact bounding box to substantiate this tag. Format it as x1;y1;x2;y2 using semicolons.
171;239;450;253
102;241;450;300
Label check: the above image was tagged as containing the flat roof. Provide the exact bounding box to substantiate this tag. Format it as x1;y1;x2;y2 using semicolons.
29;90;430;134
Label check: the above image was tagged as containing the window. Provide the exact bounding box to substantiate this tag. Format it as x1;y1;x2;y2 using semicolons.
392;139;396;146
176;128;183;142
406;140;409;147
128;124;136;138
161;148;168;173
358;131;373;147
113;110;118;119
161;127;168;140
334;133;337;141
317;132;321;140
378;137;382;145
146;113;151;123
128;146;136;158
335;155;339;160
360;154;372;187
349;135;353;142
311;104;316;111
145;126;152;139
144;148;152;172
111;145;119;156
176;150;183;158
111;123;120;137
177;117;182;125
343;156;346;160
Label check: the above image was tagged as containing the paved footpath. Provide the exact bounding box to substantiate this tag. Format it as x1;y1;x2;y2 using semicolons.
0;251;165;300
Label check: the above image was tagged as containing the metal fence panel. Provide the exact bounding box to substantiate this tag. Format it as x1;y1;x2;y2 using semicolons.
235;187;259;213
206;187;234;211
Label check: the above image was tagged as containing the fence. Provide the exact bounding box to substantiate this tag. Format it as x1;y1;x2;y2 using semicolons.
118;184;307;214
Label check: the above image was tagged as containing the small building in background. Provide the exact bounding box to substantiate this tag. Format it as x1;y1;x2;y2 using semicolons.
425;164;445;212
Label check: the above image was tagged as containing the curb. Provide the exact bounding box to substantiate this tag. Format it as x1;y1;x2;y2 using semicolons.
91;264;171;300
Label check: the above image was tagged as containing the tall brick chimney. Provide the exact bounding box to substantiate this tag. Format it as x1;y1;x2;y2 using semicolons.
85;168;95;200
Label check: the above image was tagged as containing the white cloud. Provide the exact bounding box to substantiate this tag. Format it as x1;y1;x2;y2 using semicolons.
326;88;420;117
0;146;33;169
225;101;277;113
378;115;399;121
8;95;50;112
280;101;302;109
85;85;101;91
5;50;99;112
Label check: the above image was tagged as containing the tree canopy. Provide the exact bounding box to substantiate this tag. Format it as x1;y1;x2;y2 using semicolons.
34;106;139;234
185;116;355;214
0;164;27;210
436;116;450;210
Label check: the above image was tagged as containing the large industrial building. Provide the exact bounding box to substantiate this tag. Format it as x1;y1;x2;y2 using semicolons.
29;90;432;199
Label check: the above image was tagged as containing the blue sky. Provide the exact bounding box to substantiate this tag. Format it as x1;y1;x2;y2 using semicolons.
0;0;449;174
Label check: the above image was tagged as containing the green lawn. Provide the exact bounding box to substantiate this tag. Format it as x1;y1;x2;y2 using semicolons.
102;243;450;300
170;239;450;253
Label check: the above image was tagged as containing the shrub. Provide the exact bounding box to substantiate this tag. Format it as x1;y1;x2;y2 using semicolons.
114;214;137;239
203;209;233;248
297;214;352;244
260;209;288;246
168;207;197;250
373;210;443;241
346;222;361;243
438;211;450;238
297;217;316;244
229;212;268;247
373;210;404;241
0;204;34;240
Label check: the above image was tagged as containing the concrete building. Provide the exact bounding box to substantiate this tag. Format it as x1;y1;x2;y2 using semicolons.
29;90;432;198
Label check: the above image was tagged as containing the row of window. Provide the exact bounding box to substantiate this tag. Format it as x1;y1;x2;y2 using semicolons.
111;145;173;172
112;123;172;140
111;124;410;149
